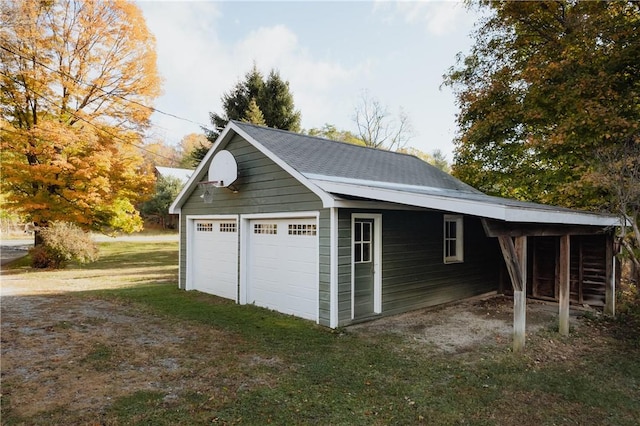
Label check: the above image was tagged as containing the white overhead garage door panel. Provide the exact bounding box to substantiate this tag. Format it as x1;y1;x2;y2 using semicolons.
247;218;318;321
191;219;238;300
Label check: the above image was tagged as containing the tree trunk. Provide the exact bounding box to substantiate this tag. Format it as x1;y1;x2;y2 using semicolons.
621;239;640;285
34;229;44;246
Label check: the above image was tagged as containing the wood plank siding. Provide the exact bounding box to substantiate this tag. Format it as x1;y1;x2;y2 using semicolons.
529;234;608;306
337;209;501;325
178;135;329;323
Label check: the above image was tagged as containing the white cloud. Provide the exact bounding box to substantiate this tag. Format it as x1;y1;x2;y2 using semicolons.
380;0;472;36
139;1;227;142
137;1;477;159
234;25;299;67
231;25;370;131
140;2;370;143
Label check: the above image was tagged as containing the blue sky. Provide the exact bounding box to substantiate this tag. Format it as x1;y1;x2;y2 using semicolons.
138;1;480;161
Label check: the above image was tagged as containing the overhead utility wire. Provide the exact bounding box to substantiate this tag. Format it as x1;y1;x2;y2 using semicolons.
0;71;179;163
0;44;214;132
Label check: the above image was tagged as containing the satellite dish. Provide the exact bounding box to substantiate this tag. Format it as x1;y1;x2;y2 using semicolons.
207;150;238;188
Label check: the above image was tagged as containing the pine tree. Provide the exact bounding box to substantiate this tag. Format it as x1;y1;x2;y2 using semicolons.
204;64;301;148
243;97;266;126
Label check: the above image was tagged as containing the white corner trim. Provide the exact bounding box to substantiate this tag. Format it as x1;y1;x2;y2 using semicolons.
330;207;339;328
239;215;249;306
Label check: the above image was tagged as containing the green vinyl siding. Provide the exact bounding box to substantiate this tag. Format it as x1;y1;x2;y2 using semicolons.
178;134;329;323
337;211;353;323
337;209;501;325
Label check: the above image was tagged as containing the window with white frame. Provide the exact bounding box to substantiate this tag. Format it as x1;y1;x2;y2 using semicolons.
443;215;464;263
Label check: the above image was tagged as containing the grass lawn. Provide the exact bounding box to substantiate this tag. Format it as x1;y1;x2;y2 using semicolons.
2;242;639;425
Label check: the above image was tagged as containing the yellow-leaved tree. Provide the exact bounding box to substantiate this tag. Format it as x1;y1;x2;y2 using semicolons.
0;0;161;240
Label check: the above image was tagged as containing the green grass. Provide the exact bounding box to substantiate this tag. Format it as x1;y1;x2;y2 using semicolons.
3;241;640;425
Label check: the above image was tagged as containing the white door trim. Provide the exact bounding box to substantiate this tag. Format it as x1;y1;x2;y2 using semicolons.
351;213;382;319
186;214;238;295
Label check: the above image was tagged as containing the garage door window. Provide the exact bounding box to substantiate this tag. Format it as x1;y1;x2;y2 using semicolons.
197;222;213;232
254;223;277;234
220;222;237;233
288;223;317;236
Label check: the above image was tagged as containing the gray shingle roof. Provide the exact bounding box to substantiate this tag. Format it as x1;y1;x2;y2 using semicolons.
233;121;479;193
170;121;619;226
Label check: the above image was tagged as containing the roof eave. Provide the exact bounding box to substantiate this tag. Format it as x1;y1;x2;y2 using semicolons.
312;179;620;227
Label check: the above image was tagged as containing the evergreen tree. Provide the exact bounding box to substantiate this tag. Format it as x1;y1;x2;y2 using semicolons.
261;70;301;132
243;97;266;126
140;175;183;229
204;64;301;150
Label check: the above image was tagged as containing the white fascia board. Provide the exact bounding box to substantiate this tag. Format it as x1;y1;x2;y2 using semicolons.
304;173;460;194
169;125;236;214
314;179;506;219
230;123;336;208
502;206;620;226
311;178;620;227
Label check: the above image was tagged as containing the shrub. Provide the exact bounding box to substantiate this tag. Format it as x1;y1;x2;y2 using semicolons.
30;221;99;269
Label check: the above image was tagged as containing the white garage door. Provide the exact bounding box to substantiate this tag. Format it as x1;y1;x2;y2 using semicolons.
247;217;318;321
191;219;238;300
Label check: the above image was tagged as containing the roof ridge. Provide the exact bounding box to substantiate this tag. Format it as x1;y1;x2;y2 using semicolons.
230;120;428;162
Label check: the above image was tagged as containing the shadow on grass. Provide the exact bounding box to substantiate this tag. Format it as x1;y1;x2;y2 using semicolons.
1;242;178;274
87;283;339;353
82;242;178;270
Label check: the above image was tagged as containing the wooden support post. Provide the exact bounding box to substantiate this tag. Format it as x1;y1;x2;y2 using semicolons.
497;235;528;352
513;236;527;352
605;235;615;316
497;236;524;291
513;290;526;352
559;235;570;336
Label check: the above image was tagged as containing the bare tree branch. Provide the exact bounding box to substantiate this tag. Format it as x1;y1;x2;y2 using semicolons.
353;90;414;151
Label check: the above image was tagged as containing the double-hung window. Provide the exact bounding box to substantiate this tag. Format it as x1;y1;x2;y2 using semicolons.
444;215;464;263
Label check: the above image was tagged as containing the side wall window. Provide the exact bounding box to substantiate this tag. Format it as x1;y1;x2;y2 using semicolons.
443;215;464;263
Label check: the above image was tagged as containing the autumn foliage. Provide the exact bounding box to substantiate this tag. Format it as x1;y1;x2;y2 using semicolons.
0;0;160;234
445;1;639;210
445;1;640;276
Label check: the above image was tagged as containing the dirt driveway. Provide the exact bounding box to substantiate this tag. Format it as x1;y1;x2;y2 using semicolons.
1;272;585;420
